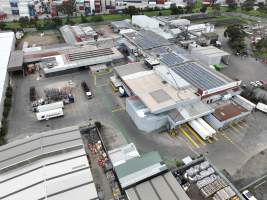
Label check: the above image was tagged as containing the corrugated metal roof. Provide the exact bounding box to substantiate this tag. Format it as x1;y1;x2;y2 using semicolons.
0;127;98;200
125;172;191;200
114;151;165;179
0;126;83;172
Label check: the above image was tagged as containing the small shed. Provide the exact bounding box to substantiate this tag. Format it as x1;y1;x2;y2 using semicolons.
114;151;168;189
190;45;230;66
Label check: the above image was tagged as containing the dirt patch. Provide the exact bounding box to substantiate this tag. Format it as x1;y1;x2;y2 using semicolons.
17;30;64;50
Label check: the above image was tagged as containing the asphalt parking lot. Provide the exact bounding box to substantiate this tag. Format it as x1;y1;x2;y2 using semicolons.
7;70;125;142
7;67;267;188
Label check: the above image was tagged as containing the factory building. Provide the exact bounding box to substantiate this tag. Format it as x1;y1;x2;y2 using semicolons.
23;44;124;77
113;17;254;133
108;146;192;200
0;32;15;123
0;126;99;200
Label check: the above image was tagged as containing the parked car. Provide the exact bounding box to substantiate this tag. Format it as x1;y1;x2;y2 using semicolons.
255;81;263;87
242;190;257;200
81;81;92;99
250;81;258;87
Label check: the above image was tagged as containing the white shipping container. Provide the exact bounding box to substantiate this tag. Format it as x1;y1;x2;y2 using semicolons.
197;118;216;136
36;108;64;121
37;101;64;112
256;102;267;113
189;120;212;140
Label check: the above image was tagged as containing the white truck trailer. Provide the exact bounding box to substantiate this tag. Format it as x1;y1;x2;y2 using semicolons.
36;108;64;121
37;101;64;112
188;120;213;140
256;102;267;113
197;118;216;136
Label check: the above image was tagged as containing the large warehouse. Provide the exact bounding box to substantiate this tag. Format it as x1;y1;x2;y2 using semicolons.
23;44;124;77
0;32;15;123
0;126;99;200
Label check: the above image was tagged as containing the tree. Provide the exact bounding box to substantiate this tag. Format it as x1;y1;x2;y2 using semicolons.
241;0;255;11
225;0;237;10
200;5;207;13
52;17;63;26
257;2;267;13
56;0;76;16
66;16;75;25
124;6;140;16
19;16;30;27
185;0;195;13
255;37;267;58
170;4;184;15
80;14;88;23
224;24;246;53
0;22;6;30
90;15;104;22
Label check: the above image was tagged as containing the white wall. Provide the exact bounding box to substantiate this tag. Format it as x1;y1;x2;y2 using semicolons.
132;15;159;29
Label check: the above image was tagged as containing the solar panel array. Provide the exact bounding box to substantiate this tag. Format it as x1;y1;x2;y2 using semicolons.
172;62;227;90
133;30;170;50
67;48;114;61
160;53;185;67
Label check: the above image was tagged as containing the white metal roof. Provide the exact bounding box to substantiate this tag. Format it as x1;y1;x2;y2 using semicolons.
0;127;98;200
108;143;140;167
0;32;14;107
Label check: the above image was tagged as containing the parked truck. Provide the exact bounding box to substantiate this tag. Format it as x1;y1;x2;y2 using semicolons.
36;108;64;121
188;120;213;140
81;81;92;99
37;101;64;112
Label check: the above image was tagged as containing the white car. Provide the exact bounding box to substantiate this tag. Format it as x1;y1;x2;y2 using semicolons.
255;81;263;87
242;190;257;200
250;81;258;87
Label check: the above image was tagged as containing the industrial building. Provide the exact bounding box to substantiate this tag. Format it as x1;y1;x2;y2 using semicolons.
114;16;255;134
60;24;98;45
108;146;192;200
23;44;124;77
0;126;99;200
0;32;15;123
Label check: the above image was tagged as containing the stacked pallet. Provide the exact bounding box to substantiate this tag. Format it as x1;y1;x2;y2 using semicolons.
196;174;219;189
212;186;236;200
200;178;228;198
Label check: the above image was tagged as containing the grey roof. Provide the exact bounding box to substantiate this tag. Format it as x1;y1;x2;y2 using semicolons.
8;50;23;71
125;30;171;50
160;53;185;67
111;20;133;29
171;62;228;91
114;62;147;78
67;48;114;61
114;151;166;179
125;171;191;200
0;126;83;172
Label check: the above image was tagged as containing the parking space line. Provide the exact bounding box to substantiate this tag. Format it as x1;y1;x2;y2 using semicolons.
96;83;109;88
178;133;200;157
111;107;125;113
229;124;241;134
219;131;234;144
93;75;96;86
178;127;200;148
235;122;246;129
184;124;206;146
240;121;249;128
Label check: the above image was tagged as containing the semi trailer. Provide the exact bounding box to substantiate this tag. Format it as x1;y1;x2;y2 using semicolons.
37;101;64;112
36;108;64;121
188;120;213;140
